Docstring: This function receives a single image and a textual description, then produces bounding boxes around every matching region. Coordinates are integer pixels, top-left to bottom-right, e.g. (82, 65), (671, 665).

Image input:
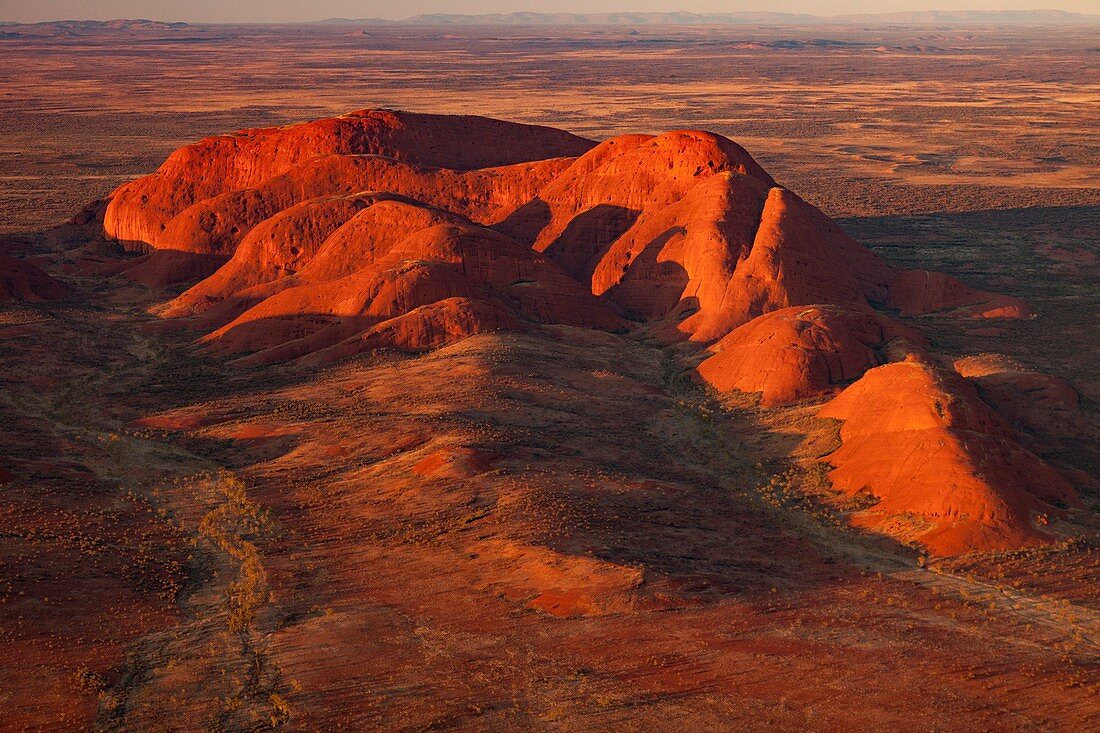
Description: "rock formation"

(104, 109), (593, 250)
(96, 109), (1075, 555)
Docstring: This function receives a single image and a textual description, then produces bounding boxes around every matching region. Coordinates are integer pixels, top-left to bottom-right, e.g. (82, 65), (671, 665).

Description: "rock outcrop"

(953, 353), (1093, 464)
(818, 358), (1078, 555)
(104, 109), (594, 251)
(697, 305), (920, 406)
(103, 109), (1033, 363)
(183, 197), (624, 365)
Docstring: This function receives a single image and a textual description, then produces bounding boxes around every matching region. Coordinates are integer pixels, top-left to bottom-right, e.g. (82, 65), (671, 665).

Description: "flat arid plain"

(1, 20), (1099, 731)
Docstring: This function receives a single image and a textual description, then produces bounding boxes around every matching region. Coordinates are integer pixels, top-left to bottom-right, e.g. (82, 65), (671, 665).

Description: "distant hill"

(834, 10), (1096, 24)
(0, 19), (187, 36)
(399, 12), (817, 26)
(315, 10), (1099, 26)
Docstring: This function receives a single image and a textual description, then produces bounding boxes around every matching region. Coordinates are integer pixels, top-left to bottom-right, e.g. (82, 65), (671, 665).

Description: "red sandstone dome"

(953, 353), (1091, 461)
(818, 357), (1078, 555)
(188, 196), (625, 366)
(104, 109), (594, 250)
(954, 353), (1079, 417)
(886, 270), (1032, 319)
(696, 305), (922, 406)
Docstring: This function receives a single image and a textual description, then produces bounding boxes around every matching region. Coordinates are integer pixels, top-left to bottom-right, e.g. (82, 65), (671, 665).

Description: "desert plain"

(0, 19), (1098, 732)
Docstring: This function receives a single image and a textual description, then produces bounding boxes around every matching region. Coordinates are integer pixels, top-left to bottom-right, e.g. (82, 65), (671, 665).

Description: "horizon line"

(4, 9), (1100, 27)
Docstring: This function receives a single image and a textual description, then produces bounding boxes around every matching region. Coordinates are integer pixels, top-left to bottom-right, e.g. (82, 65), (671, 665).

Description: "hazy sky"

(1, 1), (1096, 23)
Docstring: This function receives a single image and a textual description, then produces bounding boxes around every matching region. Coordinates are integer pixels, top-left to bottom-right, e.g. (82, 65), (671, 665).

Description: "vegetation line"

(199, 471), (272, 635)
(198, 471), (292, 729)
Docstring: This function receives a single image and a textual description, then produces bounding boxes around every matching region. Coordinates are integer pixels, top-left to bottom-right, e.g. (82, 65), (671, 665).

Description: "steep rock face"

(685, 187), (895, 342)
(818, 358), (1078, 555)
(0, 255), (69, 304)
(149, 155), (574, 261)
(697, 305), (920, 406)
(163, 193), (439, 320)
(115, 153), (580, 288)
(104, 109), (594, 251)
(588, 173), (771, 328)
(516, 131), (775, 271)
(954, 354), (1079, 416)
(502, 132), (785, 339)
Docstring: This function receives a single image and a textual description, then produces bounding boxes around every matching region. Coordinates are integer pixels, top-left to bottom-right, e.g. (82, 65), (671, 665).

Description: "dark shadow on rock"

(120, 249), (230, 289)
(543, 204), (639, 281)
(600, 226), (689, 322)
(492, 197), (551, 245)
